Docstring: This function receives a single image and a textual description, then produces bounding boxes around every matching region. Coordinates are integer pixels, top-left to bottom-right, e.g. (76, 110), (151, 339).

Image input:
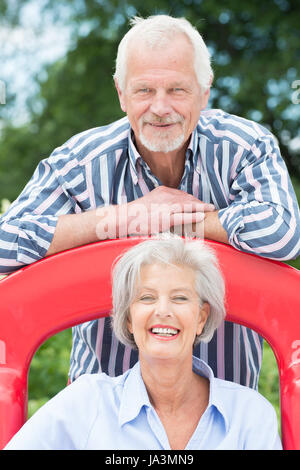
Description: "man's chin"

(139, 134), (185, 154)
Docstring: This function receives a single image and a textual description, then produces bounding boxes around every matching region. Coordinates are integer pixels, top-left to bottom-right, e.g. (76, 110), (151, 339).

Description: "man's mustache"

(141, 113), (184, 125)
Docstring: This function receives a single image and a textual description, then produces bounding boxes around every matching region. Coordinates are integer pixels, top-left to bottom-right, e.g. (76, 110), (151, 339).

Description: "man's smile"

(146, 122), (179, 128)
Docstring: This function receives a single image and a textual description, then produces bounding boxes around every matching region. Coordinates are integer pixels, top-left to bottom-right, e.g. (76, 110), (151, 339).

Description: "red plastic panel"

(0, 238), (299, 449)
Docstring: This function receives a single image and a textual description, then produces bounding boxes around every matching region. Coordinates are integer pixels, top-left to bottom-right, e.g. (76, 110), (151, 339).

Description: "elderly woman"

(5, 237), (281, 450)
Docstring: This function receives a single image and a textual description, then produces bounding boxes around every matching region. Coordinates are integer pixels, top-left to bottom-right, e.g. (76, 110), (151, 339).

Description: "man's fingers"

(181, 202), (215, 213)
(171, 211), (206, 226)
(144, 187), (215, 212)
(200, 202), (215, 212)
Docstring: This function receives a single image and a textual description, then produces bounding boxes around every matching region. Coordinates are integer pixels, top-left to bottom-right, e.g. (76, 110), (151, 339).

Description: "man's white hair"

(114, 15), (213, 93)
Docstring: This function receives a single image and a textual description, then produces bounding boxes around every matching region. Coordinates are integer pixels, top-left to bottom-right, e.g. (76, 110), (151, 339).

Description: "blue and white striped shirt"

(0, 109), (299, 388)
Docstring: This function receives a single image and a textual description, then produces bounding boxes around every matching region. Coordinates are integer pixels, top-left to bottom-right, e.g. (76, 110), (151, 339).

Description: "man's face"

(116, 34), (210, 154)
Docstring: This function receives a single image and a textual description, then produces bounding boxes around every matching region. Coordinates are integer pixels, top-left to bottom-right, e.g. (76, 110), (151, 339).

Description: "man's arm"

(216, 136), (300, 260)
(45, 209), (107, 257)
(0, 160), (60, 274)
(0, 153), (81, 274)
(45, 207), (228, 259)
(0, 172), (215, 273)
(186, 210), (229, 245)
(202, 210), (229, 244)
(46, 186), (216, 256)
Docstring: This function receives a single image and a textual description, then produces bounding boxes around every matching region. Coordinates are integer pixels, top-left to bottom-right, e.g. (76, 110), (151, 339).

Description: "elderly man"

(0, 15), (299, 389)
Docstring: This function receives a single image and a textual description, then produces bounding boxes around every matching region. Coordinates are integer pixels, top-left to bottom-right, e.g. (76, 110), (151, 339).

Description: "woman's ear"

(196, 302), (210, 336)
(127, 314), (133, 334)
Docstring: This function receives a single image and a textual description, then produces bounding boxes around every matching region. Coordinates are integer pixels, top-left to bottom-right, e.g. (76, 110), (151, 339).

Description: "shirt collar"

(192, 356), (230, 433)
(118, 361), (152, 427)
(128, 130), (141, 185)
(188, 125), (200, 169)
(127, 126), (200, 184)
(118, 355), (229, 432)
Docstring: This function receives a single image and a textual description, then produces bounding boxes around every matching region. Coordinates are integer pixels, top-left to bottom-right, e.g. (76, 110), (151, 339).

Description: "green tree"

(0, 0), (299, 201)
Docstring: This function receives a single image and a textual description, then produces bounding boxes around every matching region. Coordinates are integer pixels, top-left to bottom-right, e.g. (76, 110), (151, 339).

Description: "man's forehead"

(126, 32), (194, 63)
(125, 36), (196, 88)
(128, 77), (193, 90)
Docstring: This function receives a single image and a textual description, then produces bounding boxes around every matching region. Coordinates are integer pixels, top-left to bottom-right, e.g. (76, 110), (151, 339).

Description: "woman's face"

(127, 263), (209, 363)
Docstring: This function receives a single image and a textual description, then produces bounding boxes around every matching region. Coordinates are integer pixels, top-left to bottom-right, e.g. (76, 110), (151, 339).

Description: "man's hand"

(188, 210), (229, 245)
(46, 186), (227, 257)
(99, 186), (216, 238)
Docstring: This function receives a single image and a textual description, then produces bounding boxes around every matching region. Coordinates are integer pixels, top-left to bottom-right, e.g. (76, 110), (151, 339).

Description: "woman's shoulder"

(69, 369), (131, 395)
(213, 378), (281, 449)
(213, 377), (277, 421)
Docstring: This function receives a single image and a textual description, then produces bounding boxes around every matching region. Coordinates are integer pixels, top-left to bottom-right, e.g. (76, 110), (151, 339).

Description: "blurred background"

(1, 0), (299, 431)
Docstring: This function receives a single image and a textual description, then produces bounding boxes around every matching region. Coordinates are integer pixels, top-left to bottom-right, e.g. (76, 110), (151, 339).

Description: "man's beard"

(138, 113), (186, 153)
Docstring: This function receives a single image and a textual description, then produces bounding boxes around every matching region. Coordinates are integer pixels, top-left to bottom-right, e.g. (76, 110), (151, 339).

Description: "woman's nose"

(154, 298), (172, 317)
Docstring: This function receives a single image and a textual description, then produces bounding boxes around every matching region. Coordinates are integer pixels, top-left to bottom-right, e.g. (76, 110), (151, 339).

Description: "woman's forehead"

(137, 262), (196, 287)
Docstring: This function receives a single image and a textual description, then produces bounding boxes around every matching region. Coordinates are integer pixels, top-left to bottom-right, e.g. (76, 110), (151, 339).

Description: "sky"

(0, 0), (72, 125)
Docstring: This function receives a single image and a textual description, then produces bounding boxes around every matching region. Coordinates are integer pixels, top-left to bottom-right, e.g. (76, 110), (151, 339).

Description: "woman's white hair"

(114, 15), (213, 93)
(111, 235), (226, 349)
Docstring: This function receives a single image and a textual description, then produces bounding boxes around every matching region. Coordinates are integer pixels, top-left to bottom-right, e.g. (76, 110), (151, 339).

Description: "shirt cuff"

(218, 206), (244, 250)
(17, 215), (58, 264)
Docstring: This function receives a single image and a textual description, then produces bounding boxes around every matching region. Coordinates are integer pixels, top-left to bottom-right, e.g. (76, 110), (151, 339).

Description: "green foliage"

(259, 341), (280, 431)
(0, 198), (10, 215)
(0, 0), (300, 201)
(28, 329), (72, 417)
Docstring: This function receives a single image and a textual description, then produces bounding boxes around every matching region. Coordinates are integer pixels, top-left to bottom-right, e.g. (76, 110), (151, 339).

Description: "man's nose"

(149, 90), (172, 117)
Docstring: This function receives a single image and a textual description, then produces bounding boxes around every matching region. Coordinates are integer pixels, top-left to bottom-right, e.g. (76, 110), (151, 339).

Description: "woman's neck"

(139, 355), (208, 414)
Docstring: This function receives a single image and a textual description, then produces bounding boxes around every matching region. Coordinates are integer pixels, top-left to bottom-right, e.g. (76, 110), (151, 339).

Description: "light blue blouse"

(5, 357), (282, 450)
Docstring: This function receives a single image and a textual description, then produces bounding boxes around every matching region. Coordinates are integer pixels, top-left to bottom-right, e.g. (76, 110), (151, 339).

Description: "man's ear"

(200, 86), (211, 111)
(200, 74), (213, 111)
(114, 78), (127, 113)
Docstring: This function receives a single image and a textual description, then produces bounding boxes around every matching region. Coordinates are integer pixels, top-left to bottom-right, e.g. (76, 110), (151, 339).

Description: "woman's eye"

(173, 296), (188, 302)
(140, 295), (155, 301)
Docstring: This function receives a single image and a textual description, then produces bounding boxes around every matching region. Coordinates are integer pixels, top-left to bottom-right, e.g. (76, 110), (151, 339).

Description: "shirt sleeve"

(218, 135), (300, 261)
(0, 149), (83, 275)
(241, 394), (282, 450)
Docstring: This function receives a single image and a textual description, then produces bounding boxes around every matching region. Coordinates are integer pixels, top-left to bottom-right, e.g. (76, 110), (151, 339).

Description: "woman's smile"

(149, 324), (180, 340)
